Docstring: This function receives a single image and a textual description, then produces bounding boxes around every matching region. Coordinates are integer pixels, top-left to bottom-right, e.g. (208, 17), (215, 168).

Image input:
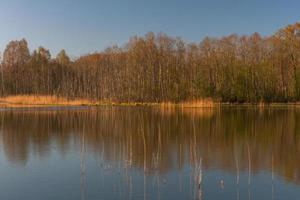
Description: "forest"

(1, 23), (300, 103)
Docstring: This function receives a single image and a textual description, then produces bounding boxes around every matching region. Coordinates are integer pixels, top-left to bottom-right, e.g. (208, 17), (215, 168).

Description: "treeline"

(1, 23), (300, 103)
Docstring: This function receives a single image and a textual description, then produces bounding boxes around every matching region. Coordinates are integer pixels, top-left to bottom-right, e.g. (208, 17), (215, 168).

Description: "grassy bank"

(0, 95), (100, 107)
(0, 95), (299, 108)
(0, 95), (216, 108)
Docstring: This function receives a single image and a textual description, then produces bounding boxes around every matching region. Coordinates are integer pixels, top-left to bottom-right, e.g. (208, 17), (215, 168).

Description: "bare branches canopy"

(1, 23), (300, 103)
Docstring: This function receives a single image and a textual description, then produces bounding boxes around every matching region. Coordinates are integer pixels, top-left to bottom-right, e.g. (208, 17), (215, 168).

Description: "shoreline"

(0, 95), (300, 108)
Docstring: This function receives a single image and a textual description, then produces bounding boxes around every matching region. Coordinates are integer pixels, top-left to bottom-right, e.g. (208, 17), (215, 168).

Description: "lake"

(0, 106), (299, 200)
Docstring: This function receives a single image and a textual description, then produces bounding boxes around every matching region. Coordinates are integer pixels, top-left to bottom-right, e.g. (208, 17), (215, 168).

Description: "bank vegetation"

(1, 23), (300, 105)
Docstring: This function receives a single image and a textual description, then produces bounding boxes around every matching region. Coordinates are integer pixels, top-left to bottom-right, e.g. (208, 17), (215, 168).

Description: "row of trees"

(1, 23), (300, 103)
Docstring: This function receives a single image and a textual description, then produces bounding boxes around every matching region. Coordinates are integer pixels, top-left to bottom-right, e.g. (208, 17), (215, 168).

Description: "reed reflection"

(0, 106), (300, 187)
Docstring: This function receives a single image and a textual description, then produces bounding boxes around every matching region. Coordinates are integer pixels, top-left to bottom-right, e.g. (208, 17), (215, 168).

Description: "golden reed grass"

(0, 95), (217, 108)
(0, 95), (96, 107)
(159, 98), (215, 108)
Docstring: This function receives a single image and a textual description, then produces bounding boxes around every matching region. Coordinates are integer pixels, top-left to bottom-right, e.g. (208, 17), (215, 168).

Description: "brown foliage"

(2, 23), (300, 103)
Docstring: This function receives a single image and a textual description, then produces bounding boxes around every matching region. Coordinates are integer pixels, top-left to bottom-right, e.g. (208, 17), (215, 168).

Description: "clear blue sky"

(0, 0), (299, 57)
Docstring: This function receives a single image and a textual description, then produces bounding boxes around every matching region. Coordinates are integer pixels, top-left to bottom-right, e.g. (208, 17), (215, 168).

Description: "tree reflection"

(0, 107), (300, 186)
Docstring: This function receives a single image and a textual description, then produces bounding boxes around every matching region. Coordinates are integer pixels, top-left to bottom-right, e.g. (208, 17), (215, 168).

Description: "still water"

(0, 106), (299, 200)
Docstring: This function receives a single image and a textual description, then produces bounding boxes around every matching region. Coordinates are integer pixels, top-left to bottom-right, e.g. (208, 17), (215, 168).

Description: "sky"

(0, 0), (299, 58)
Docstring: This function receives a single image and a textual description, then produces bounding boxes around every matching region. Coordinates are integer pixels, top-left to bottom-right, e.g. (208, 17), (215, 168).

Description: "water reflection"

(0, 107), (300, 199)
